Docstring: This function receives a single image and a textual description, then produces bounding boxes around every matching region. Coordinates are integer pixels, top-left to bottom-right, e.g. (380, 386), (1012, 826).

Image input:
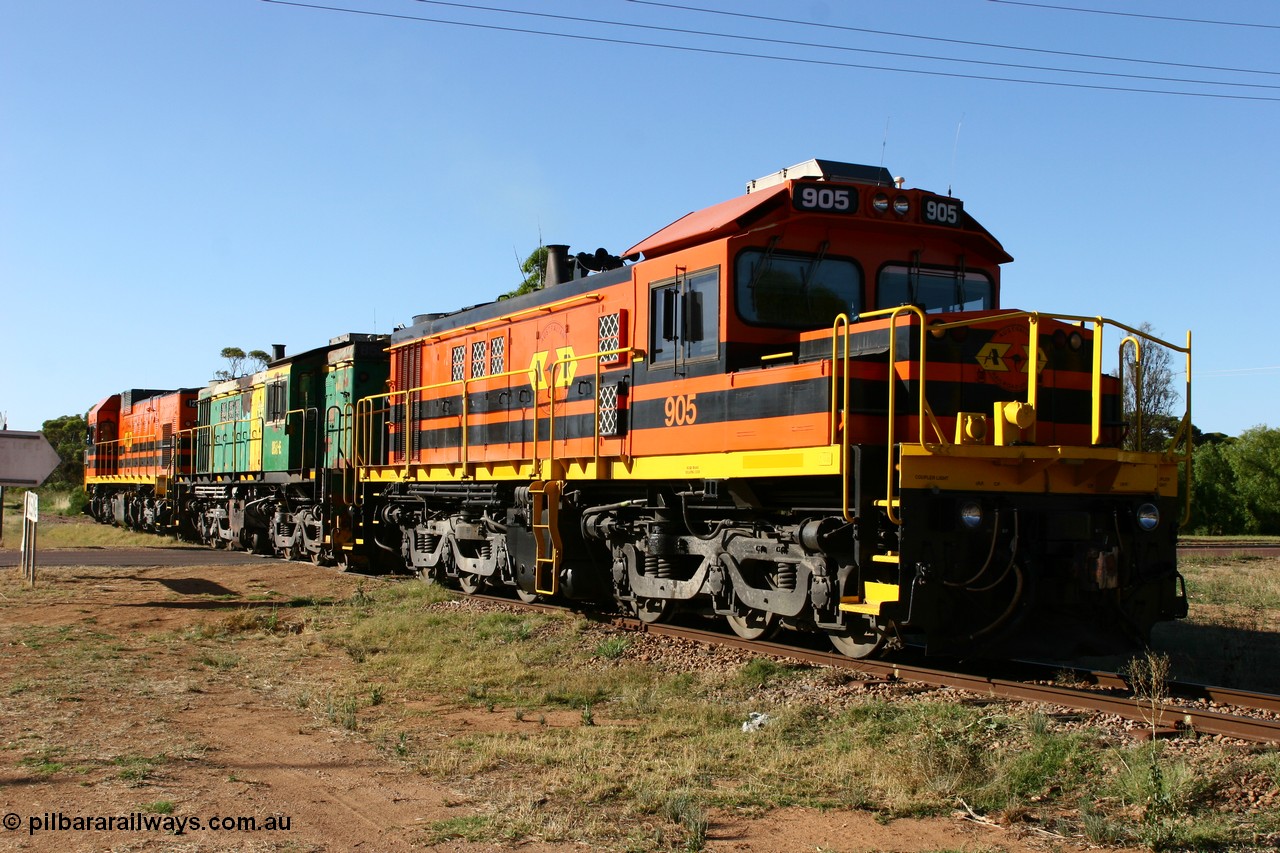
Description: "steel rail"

(464, 592), (1280, 742)
(990, 660), (1280, 716)
(1178, 541), (1280, 557)
(629, 620), (1280, 743)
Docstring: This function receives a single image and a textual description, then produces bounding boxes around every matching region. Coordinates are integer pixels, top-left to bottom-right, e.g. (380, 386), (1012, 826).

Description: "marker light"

(960, 501), (984, 529)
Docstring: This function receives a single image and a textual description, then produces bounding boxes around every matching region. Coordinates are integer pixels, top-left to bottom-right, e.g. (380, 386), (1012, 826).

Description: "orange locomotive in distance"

(85, 388), (198, 531)
(353, 157), (1191, 658)
(84, 158), (1192, 660)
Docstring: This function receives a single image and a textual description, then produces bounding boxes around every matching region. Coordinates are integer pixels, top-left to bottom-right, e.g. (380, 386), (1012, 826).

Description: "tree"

(214, 347), (271, 380)
(1186, 439), (1250, 534)
(1185, 425), (1280, 535)
(1228, 426), (1280, 534)
(39, 413), (88, 490)
(502, 246), (548, 299)
(1120, 322), (1181, 451)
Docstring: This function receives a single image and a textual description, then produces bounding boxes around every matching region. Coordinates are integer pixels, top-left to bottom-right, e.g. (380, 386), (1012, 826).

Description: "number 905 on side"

(663, 394), (698, 427)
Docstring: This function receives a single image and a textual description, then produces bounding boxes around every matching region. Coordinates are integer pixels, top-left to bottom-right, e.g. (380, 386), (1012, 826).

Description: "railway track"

(1178, 539), (1280, 557)
(472, 592), (1280, 745)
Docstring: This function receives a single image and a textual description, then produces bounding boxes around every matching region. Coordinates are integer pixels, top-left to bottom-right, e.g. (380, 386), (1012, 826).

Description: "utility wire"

(626, 0), (1280, 78)
(1194, 365), (1280, 377)
(987, 0), (1280, 31)
(258, 0), (1280, 102)
(410, 0), (1280, 91)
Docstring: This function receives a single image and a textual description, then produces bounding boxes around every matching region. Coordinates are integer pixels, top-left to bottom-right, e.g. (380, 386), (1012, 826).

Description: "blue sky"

(2, 0), (1277, 437)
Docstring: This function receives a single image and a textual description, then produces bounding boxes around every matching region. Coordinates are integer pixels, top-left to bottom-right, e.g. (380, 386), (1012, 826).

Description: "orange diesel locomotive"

(349, 159), (1191, 658)
(85, 388), (198, 531)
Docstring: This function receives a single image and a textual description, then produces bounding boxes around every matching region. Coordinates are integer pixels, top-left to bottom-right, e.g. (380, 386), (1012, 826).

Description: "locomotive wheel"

(282, 545), (298, 561)
(633, 596), (674, 624)
(515, 588), (540, 604)
(726, 608), (780, 641)
(828, 614), (887, 659)
(310, 548), (328, 567)
(457, 572), (486, 595)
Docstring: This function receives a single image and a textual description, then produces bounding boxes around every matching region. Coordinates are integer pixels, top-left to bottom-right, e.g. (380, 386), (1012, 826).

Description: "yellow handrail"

(542, 345), (637, 479)
(1119, 335), (1143, 451)
(831, 309), (1193, 527)
(830, 314), (852, 520)
(835, 305), (928, 525)
(353, 347), (634, 485)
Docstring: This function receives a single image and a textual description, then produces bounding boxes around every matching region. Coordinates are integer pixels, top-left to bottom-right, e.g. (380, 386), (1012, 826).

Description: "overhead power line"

(258, 0), (1280, 102)
(626, 0), (1280, 78)
(1194, 365), (1280, 378)
(407, 0), (1280, 91)
(987, 0), (1280, 31)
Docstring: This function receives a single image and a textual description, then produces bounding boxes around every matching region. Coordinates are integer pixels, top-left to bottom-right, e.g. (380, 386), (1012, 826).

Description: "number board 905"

(793, 182), (858, 214)
(922, 196), (964, 227)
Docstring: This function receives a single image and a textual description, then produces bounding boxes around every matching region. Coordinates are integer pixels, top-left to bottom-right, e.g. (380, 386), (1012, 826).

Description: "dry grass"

(1148, 553), (1280, 692)
(5, 521), (1280, 850)
(1179, 553), (1280, 612)
(1, 489), (174, 549)
(291, 580), (1280, 850)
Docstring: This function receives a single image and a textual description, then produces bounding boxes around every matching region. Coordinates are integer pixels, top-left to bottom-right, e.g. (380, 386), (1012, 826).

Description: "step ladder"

(530, 479), (563, 595)
(841, 498), (901, 615)
(840, 551), (901, 616)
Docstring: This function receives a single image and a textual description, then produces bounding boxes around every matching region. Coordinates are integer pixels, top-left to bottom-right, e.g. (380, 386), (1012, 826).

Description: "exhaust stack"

(544, 244), (571, 288)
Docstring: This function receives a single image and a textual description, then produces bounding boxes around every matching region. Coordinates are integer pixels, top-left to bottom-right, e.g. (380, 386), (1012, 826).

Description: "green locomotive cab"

(186, 335), (388, 560)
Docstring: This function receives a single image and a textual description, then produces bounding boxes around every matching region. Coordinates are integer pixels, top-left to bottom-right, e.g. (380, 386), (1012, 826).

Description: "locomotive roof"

(389, 266), (630, 346)
(628, 161), (1008, 262)
(625, 182), (790, 260)
(392, 158), (1010, 345)
(201, 334), (387, 397)
(627, 158), (898, 259)
(263, 333), (388, 368)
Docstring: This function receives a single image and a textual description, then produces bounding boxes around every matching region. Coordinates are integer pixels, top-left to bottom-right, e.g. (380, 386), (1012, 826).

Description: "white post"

(20, 491), (38, 587)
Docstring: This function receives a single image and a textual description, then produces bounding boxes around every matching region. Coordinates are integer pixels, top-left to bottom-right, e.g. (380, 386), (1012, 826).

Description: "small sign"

(25, 491), (39, 523)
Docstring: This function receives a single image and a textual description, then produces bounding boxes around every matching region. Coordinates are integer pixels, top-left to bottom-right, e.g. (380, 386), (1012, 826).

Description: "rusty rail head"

(611, 614), (1280, 744)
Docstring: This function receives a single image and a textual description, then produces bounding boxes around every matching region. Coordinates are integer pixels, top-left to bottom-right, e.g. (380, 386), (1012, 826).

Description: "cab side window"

(649, 267), (720, 368)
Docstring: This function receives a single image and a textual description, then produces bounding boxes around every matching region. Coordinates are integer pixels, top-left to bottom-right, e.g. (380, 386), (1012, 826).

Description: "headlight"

(1136, 503), (1160, 532)
(872, 193), (889, 213)
(893, 196), (910, 216)
(960, 501), (983, 529)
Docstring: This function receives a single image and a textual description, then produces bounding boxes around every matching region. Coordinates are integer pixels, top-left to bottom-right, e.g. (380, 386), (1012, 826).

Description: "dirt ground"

(0, 552), (1128, 853)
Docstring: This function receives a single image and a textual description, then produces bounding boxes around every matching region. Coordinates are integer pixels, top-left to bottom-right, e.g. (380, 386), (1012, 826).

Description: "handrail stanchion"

(1091, 318), (1105, 446)
(1026, 313), (1040, 443)
(1181, 330), (1194, 526)
(1119, 335), (1143, 451)
(830, 314), (852, 521)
